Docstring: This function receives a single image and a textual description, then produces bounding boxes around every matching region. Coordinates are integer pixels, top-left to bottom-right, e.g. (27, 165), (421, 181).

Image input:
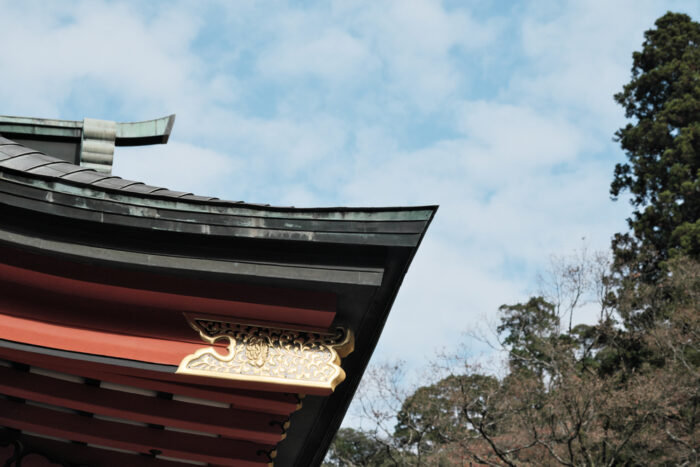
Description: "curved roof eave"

(0, 136), (437, 247)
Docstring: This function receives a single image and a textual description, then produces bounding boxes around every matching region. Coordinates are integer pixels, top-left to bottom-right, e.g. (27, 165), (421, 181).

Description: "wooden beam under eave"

(0, 365), (289, 445)
(0, 351), (302, 416)
(0, 260), (337, 333)
(2, 429), (198, 467)
(0, 313), (199, 366)
(0, 398), (274, 467)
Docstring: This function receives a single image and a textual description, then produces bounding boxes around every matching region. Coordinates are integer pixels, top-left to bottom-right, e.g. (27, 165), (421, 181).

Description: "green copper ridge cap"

(0, 114), (175, 146)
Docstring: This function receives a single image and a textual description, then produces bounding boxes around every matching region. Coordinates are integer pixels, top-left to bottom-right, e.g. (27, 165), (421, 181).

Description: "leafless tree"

(330, 257), (699, 467)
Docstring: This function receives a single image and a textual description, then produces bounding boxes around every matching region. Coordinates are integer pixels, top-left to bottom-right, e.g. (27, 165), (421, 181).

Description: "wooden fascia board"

(0, 225), (385, 286)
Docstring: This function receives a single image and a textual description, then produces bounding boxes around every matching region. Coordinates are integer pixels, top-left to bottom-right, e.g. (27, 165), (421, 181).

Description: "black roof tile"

(59, 170), (111, 184)
(28, 162), (86, 177)
(151, 189), (192, 198)
(90, 178), (140, 190)
(0, 144), (41, 159)
(179, 194), (218, 201)
(0, 137), (437, 229)
(121, 184), (167, 194)
(0, 153), (62, 171)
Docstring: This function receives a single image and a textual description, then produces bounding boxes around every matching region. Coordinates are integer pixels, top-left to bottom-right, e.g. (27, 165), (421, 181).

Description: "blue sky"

(2, 1), (699, 380)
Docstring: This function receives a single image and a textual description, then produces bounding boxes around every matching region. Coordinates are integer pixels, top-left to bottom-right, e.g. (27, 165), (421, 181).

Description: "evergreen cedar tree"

(611, 12), (700, 278)
(610, 12), (700, 332)
(324, 12), (700, 467)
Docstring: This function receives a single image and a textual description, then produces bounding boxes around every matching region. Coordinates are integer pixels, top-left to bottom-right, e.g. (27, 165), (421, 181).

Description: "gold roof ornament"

(177, 315), (354, 392)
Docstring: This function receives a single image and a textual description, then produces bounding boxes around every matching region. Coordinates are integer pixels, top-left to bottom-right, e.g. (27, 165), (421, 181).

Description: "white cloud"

(457, 101), (589, 168)
(257, 27), (377, 81)
(351, 0), (500, 110)
(509, 0), (697, 134)
(249, 0), (501, 112)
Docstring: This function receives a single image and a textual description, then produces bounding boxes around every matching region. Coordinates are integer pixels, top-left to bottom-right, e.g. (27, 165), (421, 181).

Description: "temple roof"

(0, 131), (437, 466)
(0, 136), (434, 246)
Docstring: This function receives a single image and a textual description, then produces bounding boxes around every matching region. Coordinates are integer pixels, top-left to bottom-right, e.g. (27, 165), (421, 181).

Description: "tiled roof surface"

(0, 135), (226, 202)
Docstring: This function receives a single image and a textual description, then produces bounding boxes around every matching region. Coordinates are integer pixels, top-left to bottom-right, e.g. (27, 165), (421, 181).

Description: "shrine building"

(0, 114), (436, 466)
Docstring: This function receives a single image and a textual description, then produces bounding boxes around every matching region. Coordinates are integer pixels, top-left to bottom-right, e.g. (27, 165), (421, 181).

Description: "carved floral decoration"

(177, 316), (354, 392)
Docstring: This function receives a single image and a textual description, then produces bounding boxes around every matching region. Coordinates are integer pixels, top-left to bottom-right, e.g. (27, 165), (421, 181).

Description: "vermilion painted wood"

(100, 372), (302, 415)
(0, 330), (331, 395)
(0, 281), (330, 345)
(0, 282), (202, 344)
(0, 243), (337, 314)
(0, 348), (301, 415)
(0, 366), (288, 445)
(0, 313), (198, 365)
(0, 398), (274, 466)
(0, 258), (335, 329)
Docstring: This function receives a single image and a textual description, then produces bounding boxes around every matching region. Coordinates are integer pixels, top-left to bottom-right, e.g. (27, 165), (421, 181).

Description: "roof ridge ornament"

(80, 118), (116, 173)
(0, 114), (175, 171)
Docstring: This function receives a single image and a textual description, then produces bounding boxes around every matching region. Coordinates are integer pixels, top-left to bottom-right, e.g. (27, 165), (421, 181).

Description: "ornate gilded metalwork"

(177, 315), (354, 391)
